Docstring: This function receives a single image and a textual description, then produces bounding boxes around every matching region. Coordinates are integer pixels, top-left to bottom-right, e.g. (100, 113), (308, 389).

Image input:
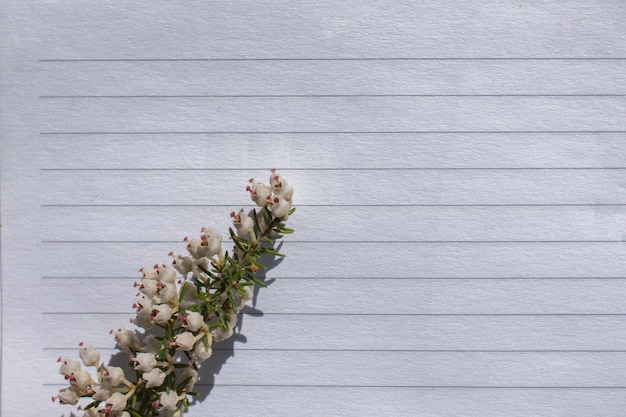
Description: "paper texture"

(1, 1), (625, 416)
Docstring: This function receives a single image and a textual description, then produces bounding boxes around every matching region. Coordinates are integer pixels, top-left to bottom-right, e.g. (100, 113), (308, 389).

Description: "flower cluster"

(54, 171), (294, 417)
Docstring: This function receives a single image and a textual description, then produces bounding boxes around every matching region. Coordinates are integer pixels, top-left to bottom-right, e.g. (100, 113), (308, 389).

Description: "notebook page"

(2, 1), (626, 416)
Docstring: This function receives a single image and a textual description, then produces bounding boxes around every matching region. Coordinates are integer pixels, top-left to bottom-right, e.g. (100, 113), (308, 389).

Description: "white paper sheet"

(2, 1), (626, 416)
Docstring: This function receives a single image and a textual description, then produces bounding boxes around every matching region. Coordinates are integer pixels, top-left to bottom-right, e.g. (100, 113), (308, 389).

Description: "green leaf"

(129, 410), (143, 417)
(84, 400), (100, 410)
(248, 256), (266, 269)
(196, 263), (211, 276)
(251, 208), (261, 234)
(251, 275), (268, 288)
(177, 375), (194, 390)
(261, 247), (285, 257)
(178, 281), (189, 302)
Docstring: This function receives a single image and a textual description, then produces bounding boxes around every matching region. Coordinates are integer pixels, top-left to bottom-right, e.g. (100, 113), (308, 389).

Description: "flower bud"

(79, 343), (100, 367)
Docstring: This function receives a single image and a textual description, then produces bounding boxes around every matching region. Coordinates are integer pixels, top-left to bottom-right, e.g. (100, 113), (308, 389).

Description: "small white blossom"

(101, 366), (126, 386)
(231, 210), (254, 236)
(132, 352), (157, 372)
(91, 381), (113, 401)
(157, 390), (183, 411)
(137, 277), (158, 297)
(79, 343), (100, 367)
(270, 170), (293, 201)
(185, 237), (203, 258)
(182, 311), (204, 332)
(199, 227), (222, 258)
(170, 251), (193, 275)
(112, 328), (140, 353)
(247, 179), (272, 206)
(191, 336), (213, 363)
(173, 331), (197, 351)
(269, 195), (292, 219)
(54, 387), (79, 405)
(236, 284), (254, 308)
(151, 304), (174, 324)
(106, 391), (128, 411)
(143, 367), (167, 388)
(68, 370), (93, 390)
(141, 266), (160, 279)
(155, 282), (178, 304)
(157, 265), (177, 283)
(212, 311), (238, 343)
(58, 357), (81, 376)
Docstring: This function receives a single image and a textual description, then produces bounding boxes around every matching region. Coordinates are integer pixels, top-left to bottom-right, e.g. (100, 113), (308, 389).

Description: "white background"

(2, 1), (626, 416)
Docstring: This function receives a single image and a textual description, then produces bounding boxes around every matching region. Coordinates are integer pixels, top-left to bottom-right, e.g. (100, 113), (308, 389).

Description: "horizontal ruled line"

(40, 276), (626, 281)
(39, 240), (625, 244)
(39, 167), (626, 172)
(39, 130), (626, 135)
(41, 312), (626, 317)
(39, 94), (626, 99)
(38, 57), (626, 62)
(40, 382), (626, 389)
(40, 203), (626, 208)
(194, 384), (626, 389)
(42, 347), (626, 353)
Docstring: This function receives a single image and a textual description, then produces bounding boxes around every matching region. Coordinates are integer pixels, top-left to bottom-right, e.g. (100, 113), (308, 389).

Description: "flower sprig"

(53, 170), (294, 417)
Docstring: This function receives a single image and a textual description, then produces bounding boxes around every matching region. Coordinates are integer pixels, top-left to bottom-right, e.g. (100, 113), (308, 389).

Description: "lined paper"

(1, 1), (626, 416)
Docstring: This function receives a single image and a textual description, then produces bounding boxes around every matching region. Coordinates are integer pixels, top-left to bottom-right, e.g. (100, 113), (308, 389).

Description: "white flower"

(79, 343), (100, 367)
(231, 210), (254, 236)
(101, 366), (126, 386)
(151, 304), (173, 324)
(246, 179), (272, 206)
(270, 170), (293, 201)
(136, 277), (158, 297)
(143, 367), (167, 388)
(237, 284), (254, 306)
(54, 387), (79, 405)
(132, 352), (157, 372)
(68, 370), (93, 390)
(185, 237), (203, 258)
(158, 265), (177, 283)
(58, 357), (81, 376)
(191, 336), (213, 363)
(155, 282), (178, 304)
(182, 311), (204, 332)
(111, 328), (140, 353)
(199, 227), (222, 258)
(134, 296), (153, 314)
(212, 311), (238, 342)
(140, 266), (159, 279)
(173, 331), (197, 351)
(269, 195), (292, 219)
(92, 381), (112, 401)
(106, 391), (128, 411)
(157, 390), (183, 411)
(170, 251), (193, 275)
